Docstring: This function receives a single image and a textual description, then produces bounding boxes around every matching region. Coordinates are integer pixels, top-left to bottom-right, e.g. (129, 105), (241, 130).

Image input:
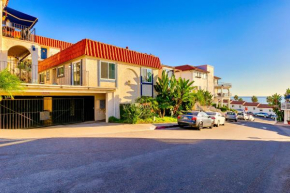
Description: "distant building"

(160, 64), (232, 108)
(230, 101), (274, 114)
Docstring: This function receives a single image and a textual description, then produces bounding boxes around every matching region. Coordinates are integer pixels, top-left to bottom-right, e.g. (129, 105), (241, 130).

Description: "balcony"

(215, 93), (232, 98)
(215, 82), (232, 88)
(2, 22), (36, 42)
(281, 102), (290, 110)
(0, 61), (34, 83)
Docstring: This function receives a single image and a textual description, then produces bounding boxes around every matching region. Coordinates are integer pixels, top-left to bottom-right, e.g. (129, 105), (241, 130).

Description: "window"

(269, 109), (272, 112)
(141, 68), (152, 83)
(100, 100), (106, 109)
(39, 73), (45, 84)
(232, 105), (234, 108)
(196, 72), (201, 78)
(46, 70), (50, 81)
(73, 61), (81, 85)
(253, 107), (255, 110)
(57, 66), (65, 78)
(101, 62), (116, 79)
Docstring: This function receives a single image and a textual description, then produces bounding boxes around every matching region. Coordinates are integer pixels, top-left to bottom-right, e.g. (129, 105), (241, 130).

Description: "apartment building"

(0, 1), (161, 129)
(161, 64), (232, 108)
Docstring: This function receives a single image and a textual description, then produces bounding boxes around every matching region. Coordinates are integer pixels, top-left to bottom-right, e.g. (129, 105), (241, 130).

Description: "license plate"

(183, 117), (188, 120)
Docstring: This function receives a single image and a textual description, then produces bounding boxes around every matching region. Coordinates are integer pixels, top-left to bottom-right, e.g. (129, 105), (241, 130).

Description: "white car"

(237, 112), (249, 120)
(248, 115), (255, 121)
(206, 112), (226, 127)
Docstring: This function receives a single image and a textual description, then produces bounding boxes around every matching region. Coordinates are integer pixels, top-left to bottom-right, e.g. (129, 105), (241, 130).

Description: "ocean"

(231, 96), (268, 104)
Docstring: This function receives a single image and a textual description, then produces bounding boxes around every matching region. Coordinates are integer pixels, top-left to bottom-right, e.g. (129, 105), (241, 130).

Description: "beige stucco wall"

(39, 56), (159, 119)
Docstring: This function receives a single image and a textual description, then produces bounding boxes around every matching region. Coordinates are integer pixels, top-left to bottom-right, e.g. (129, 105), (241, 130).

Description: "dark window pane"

(109, 63), (115, 79)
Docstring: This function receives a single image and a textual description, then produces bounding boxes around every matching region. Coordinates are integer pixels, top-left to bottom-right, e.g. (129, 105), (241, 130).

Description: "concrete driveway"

(1, 119), (290, 192)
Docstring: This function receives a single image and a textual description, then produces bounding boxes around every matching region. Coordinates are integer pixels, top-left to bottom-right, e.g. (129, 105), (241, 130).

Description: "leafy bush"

(108, 116), (123, 123)
(136, 116), (177, 124)
(122, 103), (147, 124)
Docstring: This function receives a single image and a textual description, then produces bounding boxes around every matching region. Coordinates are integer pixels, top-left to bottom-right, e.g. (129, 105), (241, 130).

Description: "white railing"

(215, 82), (232, 87)
(215, 93), (232, 97)
(281, 102), (290, 110)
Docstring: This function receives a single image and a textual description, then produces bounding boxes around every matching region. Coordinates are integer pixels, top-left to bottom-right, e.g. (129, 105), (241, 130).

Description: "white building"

(231, 101), (274, 114)
(162, 64), (232, 108)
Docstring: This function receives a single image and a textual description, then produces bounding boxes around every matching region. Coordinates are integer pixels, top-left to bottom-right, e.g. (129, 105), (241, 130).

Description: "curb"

(155, 125), (179, 130)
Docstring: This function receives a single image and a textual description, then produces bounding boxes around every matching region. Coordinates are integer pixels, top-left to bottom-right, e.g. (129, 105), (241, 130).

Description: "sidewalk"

(0, 122), (156, 139)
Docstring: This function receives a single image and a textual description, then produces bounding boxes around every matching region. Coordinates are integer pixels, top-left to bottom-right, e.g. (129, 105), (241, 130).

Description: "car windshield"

(185, 112), (199, 116)
(206, 112), (216, 115)
(238, 113), (243, 115)
(227, 112), (235, 115)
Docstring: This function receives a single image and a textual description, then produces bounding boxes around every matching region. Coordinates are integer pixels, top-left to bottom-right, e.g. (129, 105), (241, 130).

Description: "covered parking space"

(0, 84), (116, 129)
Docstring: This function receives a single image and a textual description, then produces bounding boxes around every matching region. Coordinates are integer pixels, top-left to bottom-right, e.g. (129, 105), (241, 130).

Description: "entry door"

(41, 48), (48, 59)
(95, 100), (106, 121)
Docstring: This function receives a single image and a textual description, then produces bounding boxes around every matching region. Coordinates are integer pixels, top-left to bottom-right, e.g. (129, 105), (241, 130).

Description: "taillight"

(211, 117), (216, 119)
(191, 117), (197, 121)
(178, 116), (181, 119)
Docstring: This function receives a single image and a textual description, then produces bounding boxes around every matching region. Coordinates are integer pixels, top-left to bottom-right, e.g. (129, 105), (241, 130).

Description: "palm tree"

(233, 95), (239, 101)
(285, 88), (290, 102)
(172, 77), (195, 114)
(251, 96), (258, 103)
(238, 98), (244, 102)
(0, 69), (23, 100)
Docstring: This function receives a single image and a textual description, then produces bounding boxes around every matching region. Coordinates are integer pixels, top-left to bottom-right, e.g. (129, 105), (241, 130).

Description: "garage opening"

(0, 96), (95, 129)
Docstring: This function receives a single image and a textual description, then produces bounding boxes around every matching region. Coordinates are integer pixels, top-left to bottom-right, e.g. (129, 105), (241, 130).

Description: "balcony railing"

(2, 22), (36, 42)
(215, 82), (232, 88)
(281, 102), (290, 110)
(215, 93), (232, 97)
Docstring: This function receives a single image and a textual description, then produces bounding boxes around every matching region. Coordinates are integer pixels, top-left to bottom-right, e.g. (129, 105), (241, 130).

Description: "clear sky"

(9, 0), (290, 96)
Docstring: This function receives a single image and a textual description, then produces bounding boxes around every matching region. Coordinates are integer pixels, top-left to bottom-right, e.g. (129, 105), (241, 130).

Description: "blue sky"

(9, 0), (290, 96)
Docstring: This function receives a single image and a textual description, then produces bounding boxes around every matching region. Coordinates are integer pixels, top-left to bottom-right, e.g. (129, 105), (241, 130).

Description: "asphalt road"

(1, 119), (290, 193)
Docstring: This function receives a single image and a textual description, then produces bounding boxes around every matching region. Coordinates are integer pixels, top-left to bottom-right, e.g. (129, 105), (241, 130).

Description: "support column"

(106, 92), (115, 123)
(31, 47), (38, 83)
(284, 110), (288, 124)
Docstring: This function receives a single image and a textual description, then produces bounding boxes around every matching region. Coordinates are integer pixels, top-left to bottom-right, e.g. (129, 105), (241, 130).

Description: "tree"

(267, 93), (283, 121)
(0, 69), (23, 100)
(172, 77), (195, 114)
(154, 70), (195, 117)
(285, 88), (290, 102)
(233, 95), (239, 101)
(154, 71), (175, 117)
(251, 96), (258, 103)
(238, 98), (244, 102)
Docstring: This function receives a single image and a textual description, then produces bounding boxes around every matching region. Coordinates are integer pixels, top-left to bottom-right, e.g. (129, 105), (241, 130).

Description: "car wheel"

(198, 122), (203, 130)
(225, 118), (228, 121)
(235, 119), (238, 122)
(179, 125), (184, 128)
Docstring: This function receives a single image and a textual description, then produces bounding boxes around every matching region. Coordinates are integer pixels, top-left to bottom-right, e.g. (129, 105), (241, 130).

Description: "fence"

(0, 98), (85, 129)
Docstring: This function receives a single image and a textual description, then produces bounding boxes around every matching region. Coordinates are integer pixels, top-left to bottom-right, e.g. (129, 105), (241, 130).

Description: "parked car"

(255, 112), (269, 118)
(237, 112), (249, 120)
(247, 112), (254, 116)
(177, 111), (214, 130)
(206, 112), (226, 127)
(269, 114), (277, 120)
(225, 112), (238, 122)
(248, 115), (255, 121)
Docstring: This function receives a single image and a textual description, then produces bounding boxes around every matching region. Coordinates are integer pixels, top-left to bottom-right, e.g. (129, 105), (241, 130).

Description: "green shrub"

(108, 116), (122, 123)
(122, 104), (144, 124)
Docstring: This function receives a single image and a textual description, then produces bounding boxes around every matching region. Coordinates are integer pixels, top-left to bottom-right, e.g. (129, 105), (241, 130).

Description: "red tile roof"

(214, 76), (221, 80)
(258, 104), (273, 108)
(39, 39), (162, 72)
(35, 35), (73, 50)
(230, 101), (246, 105)
(175, 65), (208, 73)
(244, 102), (259, 107)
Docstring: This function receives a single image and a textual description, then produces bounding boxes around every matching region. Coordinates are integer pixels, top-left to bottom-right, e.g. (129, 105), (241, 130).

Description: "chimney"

(126, 46), (129, 49)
